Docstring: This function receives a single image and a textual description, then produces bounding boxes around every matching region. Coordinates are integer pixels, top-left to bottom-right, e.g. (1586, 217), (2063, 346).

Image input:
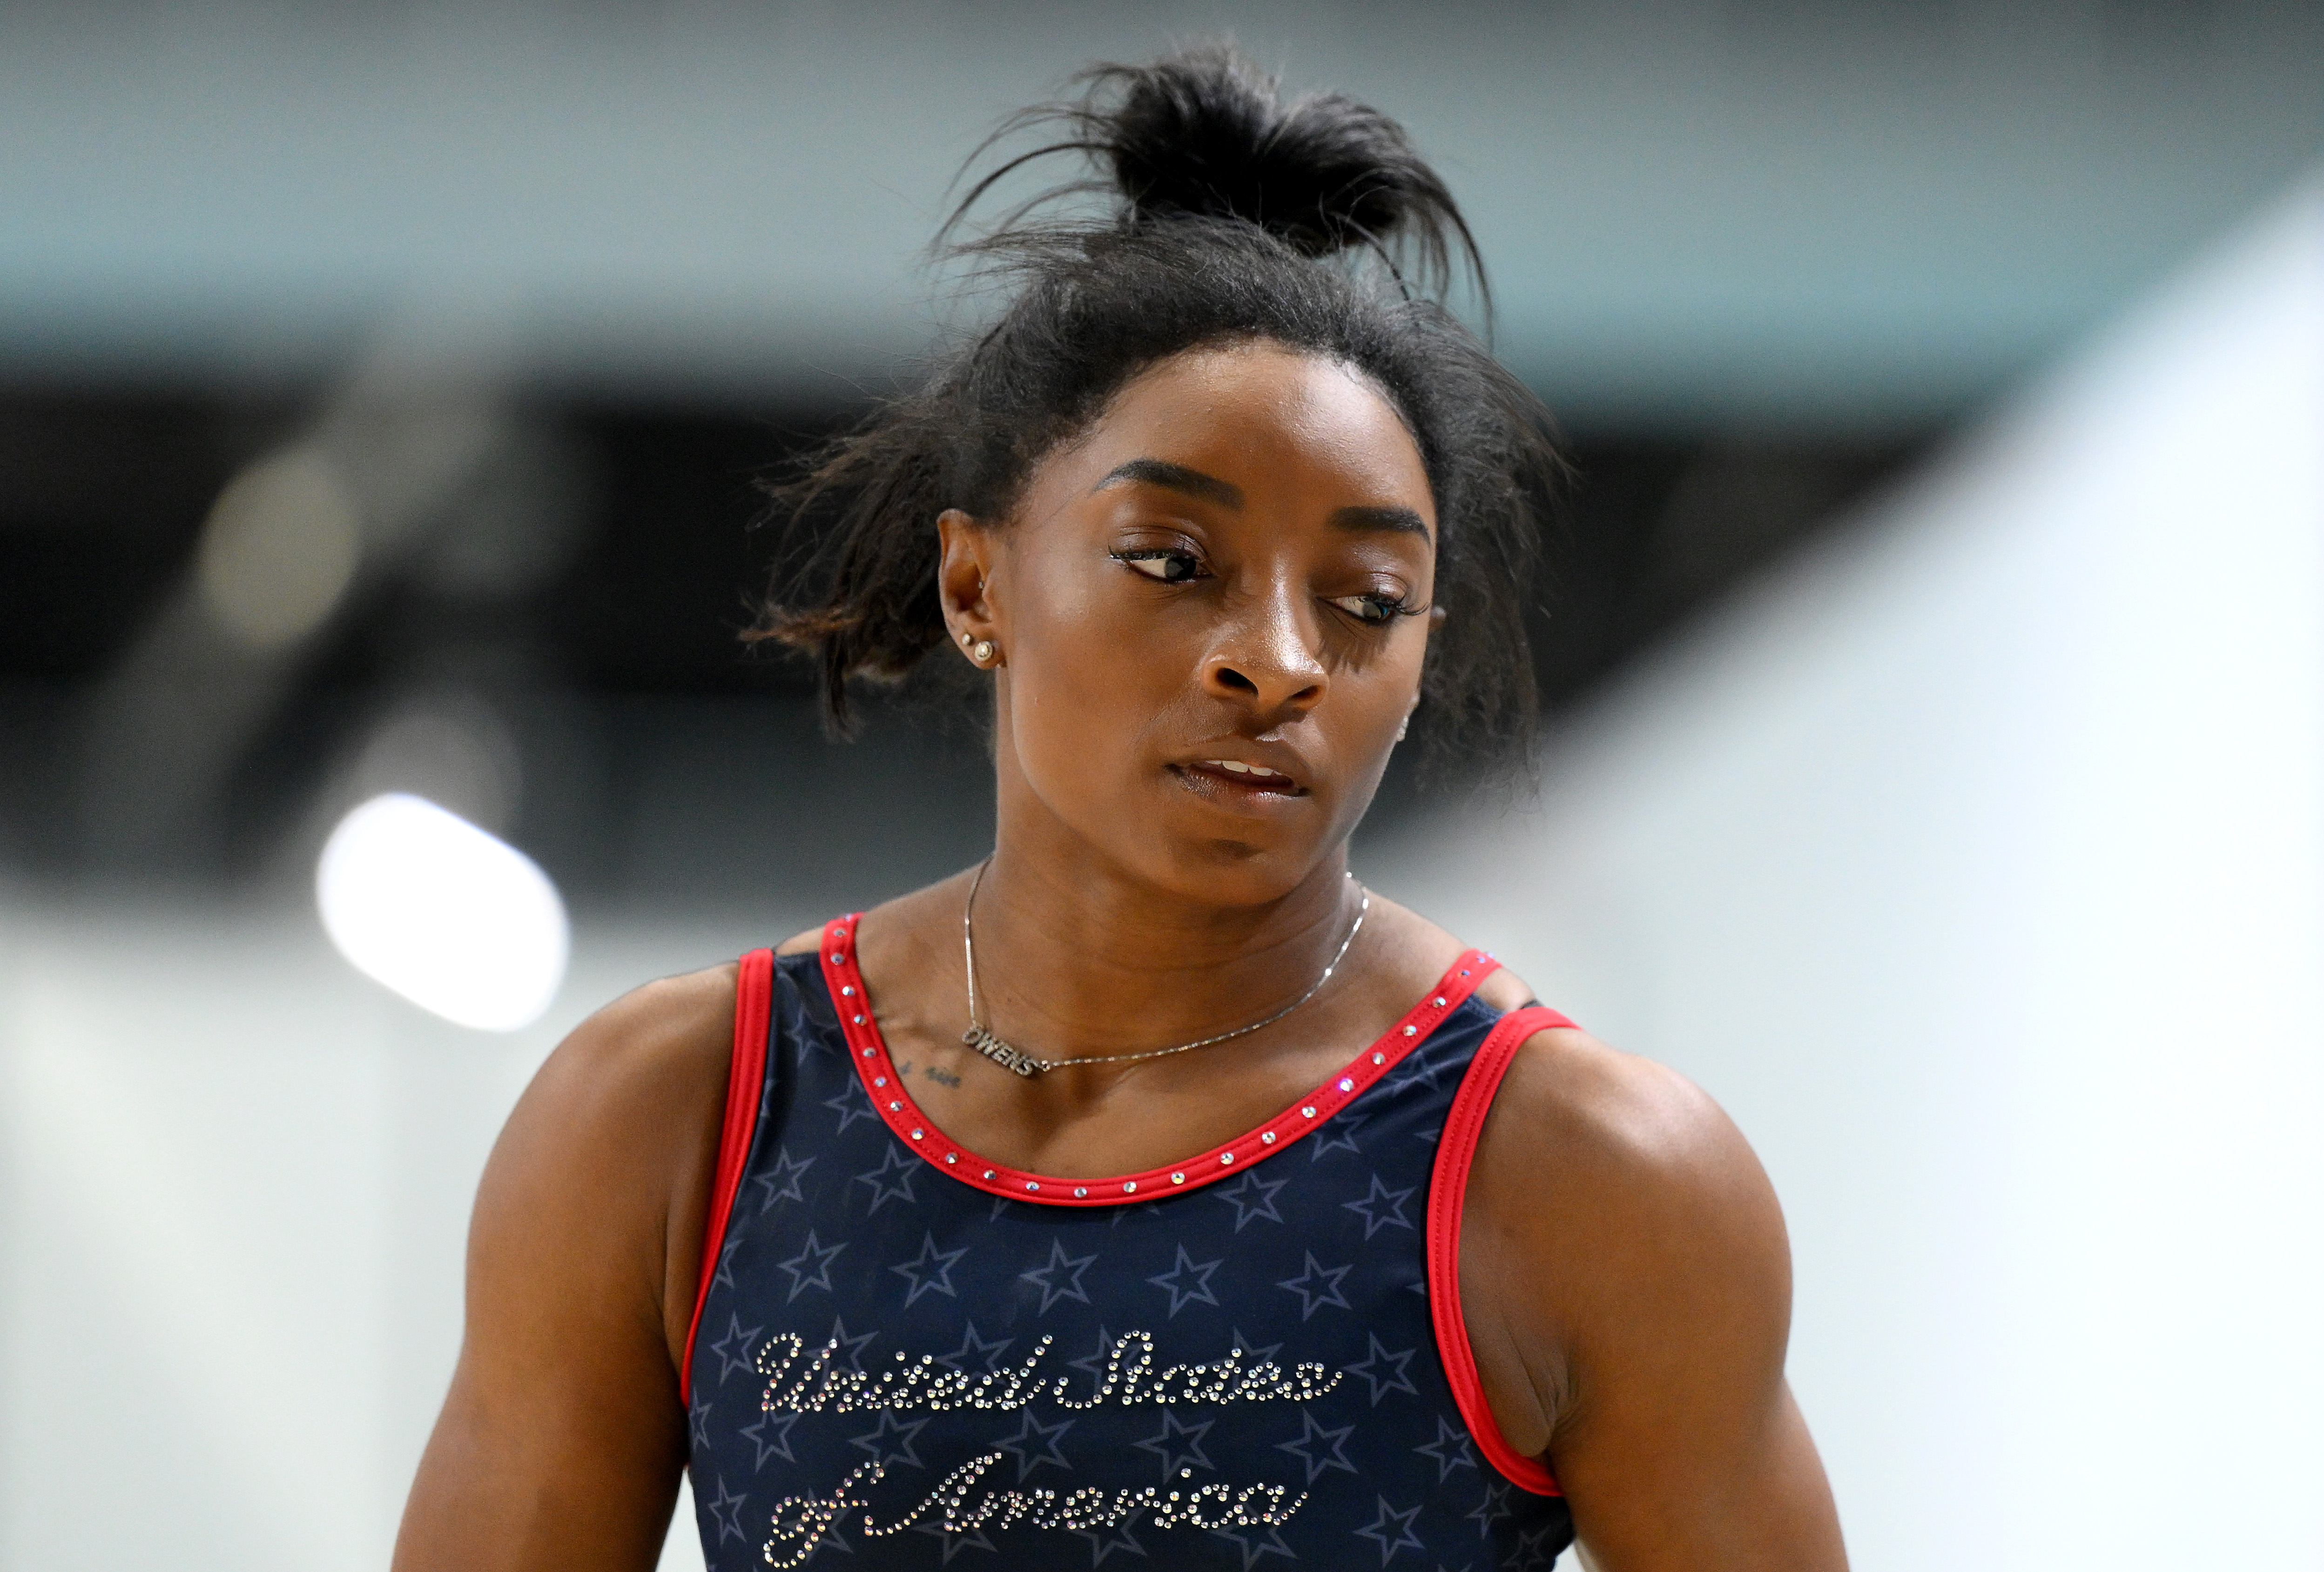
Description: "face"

(939, 341), (1438, 907)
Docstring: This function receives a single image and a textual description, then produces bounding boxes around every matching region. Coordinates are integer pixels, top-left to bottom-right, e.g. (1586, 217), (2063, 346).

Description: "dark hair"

(754, 43), (1562, 774)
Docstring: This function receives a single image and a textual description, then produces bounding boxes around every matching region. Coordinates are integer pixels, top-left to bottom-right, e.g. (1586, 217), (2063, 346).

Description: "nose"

(1203, 581), (1327, 717)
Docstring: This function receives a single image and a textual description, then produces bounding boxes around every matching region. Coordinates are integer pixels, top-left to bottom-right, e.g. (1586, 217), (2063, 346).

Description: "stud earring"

(959, 631), (974, 649)
(1395, 716), (1409, 742)
(972, 640), (997, 665)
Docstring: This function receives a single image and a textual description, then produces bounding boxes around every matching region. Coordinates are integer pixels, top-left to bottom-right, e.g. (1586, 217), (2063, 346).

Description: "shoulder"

(1459, 1017), (1791, 1441)
(1475, 1022), (1787, 1288)
(511, 962), (740, 1143)
(478, 961), (743, 1358)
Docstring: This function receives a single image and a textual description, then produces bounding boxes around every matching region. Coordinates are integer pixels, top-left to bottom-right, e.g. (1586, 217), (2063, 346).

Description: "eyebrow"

(1093, 457), (1431, 541)
(1093, 458), (1244, 509)
(1328, 504), (1431, 539)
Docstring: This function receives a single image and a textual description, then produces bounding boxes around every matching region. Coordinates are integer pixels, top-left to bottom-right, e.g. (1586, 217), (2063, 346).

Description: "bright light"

(316, 793), (568, 1031)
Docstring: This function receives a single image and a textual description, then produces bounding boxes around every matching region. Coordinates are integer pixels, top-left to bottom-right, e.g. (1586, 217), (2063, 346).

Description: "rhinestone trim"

(823, 927), (1500, 1206)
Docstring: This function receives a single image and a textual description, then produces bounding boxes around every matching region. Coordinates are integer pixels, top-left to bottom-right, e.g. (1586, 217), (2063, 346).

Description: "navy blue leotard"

(683, 916), (1576, 1569)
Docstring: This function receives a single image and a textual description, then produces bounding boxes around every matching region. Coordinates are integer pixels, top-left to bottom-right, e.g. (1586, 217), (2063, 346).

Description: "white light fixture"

(316, 793), (569, 1031)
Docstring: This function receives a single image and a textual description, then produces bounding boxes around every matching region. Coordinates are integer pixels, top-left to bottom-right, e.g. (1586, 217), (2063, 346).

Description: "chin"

(1141, 813), (1334, 907)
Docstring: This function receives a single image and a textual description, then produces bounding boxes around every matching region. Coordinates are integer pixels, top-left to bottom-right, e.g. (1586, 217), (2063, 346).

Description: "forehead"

(1035, 342), (1435, 527)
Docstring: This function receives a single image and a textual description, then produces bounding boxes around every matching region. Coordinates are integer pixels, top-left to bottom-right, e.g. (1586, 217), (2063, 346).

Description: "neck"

(963, 832), (1362, 1062)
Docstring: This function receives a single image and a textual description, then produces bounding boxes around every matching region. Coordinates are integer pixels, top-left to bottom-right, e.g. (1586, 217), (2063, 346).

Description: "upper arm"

(1461, 1031), (1847, 1571)
(391, 966), (737, 1572)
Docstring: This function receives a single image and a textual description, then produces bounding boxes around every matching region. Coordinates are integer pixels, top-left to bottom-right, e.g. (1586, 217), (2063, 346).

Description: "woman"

(395, 46), (1846, 1572)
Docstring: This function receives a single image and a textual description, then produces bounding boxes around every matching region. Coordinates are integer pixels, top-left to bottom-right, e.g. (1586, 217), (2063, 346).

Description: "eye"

(1111, 548), (1206, 584)
(1328, 591), (1415, 626)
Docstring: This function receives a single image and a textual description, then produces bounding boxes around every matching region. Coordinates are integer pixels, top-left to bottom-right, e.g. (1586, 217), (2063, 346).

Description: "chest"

(685, 953), (1573, 1570)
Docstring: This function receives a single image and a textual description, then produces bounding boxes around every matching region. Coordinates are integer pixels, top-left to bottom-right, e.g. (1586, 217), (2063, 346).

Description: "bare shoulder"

(511, 962), (739, 1143)
(480, 961), (742, 1361)
(1476, 1024), (1787, 1287)
(1458, 1017), (1792, 1452)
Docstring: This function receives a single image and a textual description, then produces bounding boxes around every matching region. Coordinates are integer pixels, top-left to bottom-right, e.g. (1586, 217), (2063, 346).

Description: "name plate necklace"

(959, 858), (1368, 1078)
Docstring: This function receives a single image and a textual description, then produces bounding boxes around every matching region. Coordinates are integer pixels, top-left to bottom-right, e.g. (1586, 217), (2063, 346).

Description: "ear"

(937, 509), (1002, 659)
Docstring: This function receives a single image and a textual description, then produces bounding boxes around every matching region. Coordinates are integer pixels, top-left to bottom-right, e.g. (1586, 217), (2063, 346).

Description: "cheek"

(1004, 560), (1188, 744)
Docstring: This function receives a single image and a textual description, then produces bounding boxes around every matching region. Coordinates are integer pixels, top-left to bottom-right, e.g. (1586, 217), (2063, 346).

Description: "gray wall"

(5, 0), (2321, 426)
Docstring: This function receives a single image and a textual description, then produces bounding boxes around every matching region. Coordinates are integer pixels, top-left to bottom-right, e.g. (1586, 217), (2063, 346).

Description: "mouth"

(1172, 758), (1308, 800)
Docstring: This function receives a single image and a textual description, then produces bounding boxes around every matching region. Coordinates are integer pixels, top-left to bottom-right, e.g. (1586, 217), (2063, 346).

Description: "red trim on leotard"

(680, 946), (775, 1404)
(1427, 1002), (1579, 1496)
(817, 914), (1500, 1206)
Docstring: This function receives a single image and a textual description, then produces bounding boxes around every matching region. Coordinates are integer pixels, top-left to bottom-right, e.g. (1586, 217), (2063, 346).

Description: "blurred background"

(2, 3), (2320, 1569)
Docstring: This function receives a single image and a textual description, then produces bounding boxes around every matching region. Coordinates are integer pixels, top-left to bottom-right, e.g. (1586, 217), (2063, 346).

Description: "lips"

(1199, 758), (1300, 788)
(1172, 755), (1307, 799)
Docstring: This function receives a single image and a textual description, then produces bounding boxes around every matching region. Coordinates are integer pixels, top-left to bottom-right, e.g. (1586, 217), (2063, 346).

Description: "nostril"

(1215, 665), (1259, 694)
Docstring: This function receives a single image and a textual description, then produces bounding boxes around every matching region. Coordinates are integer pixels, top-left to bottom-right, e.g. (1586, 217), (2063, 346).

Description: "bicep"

(393, 976), (731, 1572)
(1467, 1038), (1847, 1571)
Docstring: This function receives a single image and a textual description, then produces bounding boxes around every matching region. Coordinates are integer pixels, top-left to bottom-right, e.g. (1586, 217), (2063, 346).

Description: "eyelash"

(1110, 548), (1421, 626)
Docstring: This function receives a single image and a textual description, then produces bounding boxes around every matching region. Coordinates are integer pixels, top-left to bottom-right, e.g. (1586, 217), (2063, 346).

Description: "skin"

(394, 342), (1847, 1571)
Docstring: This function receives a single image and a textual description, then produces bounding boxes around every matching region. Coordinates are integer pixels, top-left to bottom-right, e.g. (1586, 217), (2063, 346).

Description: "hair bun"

(954, 43), (1480, 299)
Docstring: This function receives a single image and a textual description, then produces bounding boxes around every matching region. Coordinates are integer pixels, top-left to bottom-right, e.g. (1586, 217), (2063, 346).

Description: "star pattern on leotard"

(1414, 1414), (1479, 1482)
(1509, 1523), (1562, 1569)
(1467, 1478), (1514, 1541)
(1273, 1408), (1358, 1484)
(1229, 1326), (1284, 1366)
(1018, 1238), (1097, 1313)
(1069, 1518), (1146, 1565)
(687, 1394), (714, 1451)
(1064, 1324), (1119, 1388)
(737, 1410), (799, 1469)
(1133, 1408), (1215, 1479)
(847, 1409), (931, 1471)
(851, 1142), (921, 1215)
(704, 1474), (750, 1546)
(822, 1081), (878, 1134)
(1355, 1495), (1427, 1565)
(1275, 1251), (1353, 1319)
(751, 1147), (816, 1211)
(997, 1405), (1076, 1480)
(1146, 1244), (1224, 1317)
(775, 1229), (846, 1302)
(705, 1312), (763, 1384)
(1209, 1523), (1299, 1570)
(1341, 1173), (1418, 1238)
(1211, 1168), (1289, 1230)
(912, 1519), (999, 1563)
(1307, 1111), (1366, 1163)
(888, 1231), (968, 1306)
(945, 1319), (1014, 1370)
(822, 1315), (880, 1368)
(1345, 1332), (1420, 1405)
(712, 1229), (746, 1291)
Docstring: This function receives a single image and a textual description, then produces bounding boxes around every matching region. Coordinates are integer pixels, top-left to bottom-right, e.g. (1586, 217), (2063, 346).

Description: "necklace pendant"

(963, 1025), (1042, 1077)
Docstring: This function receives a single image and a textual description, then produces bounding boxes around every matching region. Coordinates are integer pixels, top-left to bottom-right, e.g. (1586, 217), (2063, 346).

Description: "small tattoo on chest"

(923, 1065), (962, 1088)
